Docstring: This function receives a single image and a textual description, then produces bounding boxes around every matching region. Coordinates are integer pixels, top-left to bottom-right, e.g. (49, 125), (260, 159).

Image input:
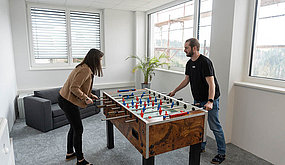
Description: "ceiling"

(26, 0), (177, 11)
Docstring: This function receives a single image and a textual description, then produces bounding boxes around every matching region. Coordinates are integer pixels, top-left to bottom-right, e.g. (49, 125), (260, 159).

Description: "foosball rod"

(94, 98), (109, 101)
(108, 110), (125, 114)
(128, 102), (175, 111)
(110, 89), (147, 97)
(95, 98), (184, 110)
(111, 89), (166, 98)
(125, 119), (136, 123)
(112, 91), (170, 99)
(101, 115), (130, 121)
(115, 94), (183, 103)
(118, 97), (172, 105)
(143, 111), (191, 120)
(141, 105), (187, 114)
(126, 99), (187, 110)
(113, 93), (152, 99)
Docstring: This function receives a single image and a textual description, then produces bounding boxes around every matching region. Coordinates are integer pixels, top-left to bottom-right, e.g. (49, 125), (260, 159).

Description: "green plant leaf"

(126, 53), (170, 83)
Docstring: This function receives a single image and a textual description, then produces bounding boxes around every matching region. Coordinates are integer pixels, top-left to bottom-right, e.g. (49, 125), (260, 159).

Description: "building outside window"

(250, 0), (285, 81)
(27, 4), (102, 68)
(148, 0), (213, 72)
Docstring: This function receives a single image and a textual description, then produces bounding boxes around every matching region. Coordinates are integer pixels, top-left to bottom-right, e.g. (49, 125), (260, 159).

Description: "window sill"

(154, 68), (185, 75)
(29, 66), (107, 71)
(234, 81), (285, 94)
(29, 66), (75, 71)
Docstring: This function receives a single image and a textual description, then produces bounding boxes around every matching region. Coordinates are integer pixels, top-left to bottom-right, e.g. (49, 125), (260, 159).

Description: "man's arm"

(168, 75), (190, 97)
(204, 76), (215, 110)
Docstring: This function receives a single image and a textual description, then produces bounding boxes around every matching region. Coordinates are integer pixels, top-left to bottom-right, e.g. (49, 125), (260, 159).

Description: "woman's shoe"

(76, 159), (93, 165)
(65, 152), (76, 161)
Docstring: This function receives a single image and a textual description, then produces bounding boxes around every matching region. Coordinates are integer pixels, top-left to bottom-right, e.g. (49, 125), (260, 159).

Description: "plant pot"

(141, 83), (151, 89)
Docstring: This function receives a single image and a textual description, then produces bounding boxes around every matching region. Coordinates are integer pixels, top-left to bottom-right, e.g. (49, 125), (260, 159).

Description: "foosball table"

(98, 88), (208, 165)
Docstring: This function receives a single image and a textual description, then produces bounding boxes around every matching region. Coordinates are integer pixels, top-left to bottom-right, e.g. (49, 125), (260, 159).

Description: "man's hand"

(85, 97), (94, 105)
(90, 93), (99, 100)
(168, 91), (176, 97)
(204, 101), (213, 111)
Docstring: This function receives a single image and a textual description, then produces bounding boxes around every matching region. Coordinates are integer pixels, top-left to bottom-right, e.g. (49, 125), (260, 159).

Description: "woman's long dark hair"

(76, 48), (104, 77)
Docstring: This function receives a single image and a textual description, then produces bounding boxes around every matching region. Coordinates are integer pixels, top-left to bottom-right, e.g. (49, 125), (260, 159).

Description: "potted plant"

(126, 53), (170, 89)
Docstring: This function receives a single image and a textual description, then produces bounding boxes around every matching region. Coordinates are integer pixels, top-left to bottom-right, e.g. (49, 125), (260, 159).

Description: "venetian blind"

(30, 7), (68, 60)
(70, 11), (101, 59)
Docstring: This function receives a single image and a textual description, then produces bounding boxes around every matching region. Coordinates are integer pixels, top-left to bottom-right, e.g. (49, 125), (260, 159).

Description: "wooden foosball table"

(98, 88), (208, 165)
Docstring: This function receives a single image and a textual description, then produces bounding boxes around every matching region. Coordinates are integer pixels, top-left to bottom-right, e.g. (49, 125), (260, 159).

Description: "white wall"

(0, 0), (18, 131)
(134, 11), (146, 89)
(151, 70), (192, 102)
(9, 0), (136, 92)
(232, 85), (285, 165)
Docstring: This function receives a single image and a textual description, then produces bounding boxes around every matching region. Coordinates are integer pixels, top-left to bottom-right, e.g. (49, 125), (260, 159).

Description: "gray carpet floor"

(10, 112), (272, 165)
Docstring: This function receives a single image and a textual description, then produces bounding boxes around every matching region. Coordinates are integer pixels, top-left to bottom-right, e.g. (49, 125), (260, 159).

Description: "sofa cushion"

(51, 104), (64, 117)
(34, 88), (61, 104)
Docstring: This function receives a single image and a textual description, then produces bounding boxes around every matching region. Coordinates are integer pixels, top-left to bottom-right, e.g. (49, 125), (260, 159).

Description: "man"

(168, 38), (226, 164)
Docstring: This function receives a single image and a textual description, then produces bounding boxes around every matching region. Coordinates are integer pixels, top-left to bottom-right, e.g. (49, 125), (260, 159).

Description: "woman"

(58, 48), (103, 165)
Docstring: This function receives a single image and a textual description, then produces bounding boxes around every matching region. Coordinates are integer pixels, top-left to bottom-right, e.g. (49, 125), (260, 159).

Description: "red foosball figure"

(140, 110), (144, 118)
(159, 107), (162, 115)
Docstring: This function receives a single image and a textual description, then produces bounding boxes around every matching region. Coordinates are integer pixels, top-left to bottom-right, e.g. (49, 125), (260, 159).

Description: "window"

(250, 0), (285, 81)
(148, 0), (213, 71)
(28, 4), (102, 68)
(198, 0), (213, 57)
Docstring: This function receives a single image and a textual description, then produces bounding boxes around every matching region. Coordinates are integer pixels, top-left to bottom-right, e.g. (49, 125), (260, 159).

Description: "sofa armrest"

(23, 96), (53, 132)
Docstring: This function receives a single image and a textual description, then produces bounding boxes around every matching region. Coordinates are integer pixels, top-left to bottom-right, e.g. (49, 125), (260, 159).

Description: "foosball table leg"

(189, 143), (201, 165)
(142, 156), (155, 165)
(106, 120), (114, 149)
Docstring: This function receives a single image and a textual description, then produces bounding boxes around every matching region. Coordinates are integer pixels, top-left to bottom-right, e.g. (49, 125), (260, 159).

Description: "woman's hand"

(85, 97), (94, 104)
(90, 93), (99, 100)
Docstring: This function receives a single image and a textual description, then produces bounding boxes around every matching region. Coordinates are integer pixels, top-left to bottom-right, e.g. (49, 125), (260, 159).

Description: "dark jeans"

(58, 95), (84, 160)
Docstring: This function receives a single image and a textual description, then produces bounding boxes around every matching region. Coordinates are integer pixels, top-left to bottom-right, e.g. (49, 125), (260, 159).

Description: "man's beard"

(186, 50), (194, 57)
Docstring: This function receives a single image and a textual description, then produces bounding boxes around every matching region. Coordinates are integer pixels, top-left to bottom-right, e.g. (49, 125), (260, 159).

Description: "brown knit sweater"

(60, 64), (93, 108)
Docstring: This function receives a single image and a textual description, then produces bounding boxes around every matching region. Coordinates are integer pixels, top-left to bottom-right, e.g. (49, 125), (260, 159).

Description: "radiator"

(17, 92), (33, 119)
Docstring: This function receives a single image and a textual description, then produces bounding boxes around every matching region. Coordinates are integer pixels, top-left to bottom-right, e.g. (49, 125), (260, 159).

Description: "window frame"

(146, 0), (211, 72)
(26, 2), (104, 70)
(244, 0), (285, 88)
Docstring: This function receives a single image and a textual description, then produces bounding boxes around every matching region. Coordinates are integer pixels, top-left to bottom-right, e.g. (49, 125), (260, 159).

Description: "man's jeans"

(194, 98), (226, 155)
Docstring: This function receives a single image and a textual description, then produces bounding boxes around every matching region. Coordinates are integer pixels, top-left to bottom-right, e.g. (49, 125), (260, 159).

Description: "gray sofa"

(23, 87), (100, 132)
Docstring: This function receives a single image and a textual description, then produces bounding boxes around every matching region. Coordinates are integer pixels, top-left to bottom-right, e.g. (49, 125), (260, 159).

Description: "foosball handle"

(97, 105), (106, 108)
(191, 104), (206, 109)
(169, 112), (189, 118)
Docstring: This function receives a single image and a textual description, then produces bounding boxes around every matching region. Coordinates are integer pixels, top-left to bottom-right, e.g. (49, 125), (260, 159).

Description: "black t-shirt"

(185, 55), (220, 101)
